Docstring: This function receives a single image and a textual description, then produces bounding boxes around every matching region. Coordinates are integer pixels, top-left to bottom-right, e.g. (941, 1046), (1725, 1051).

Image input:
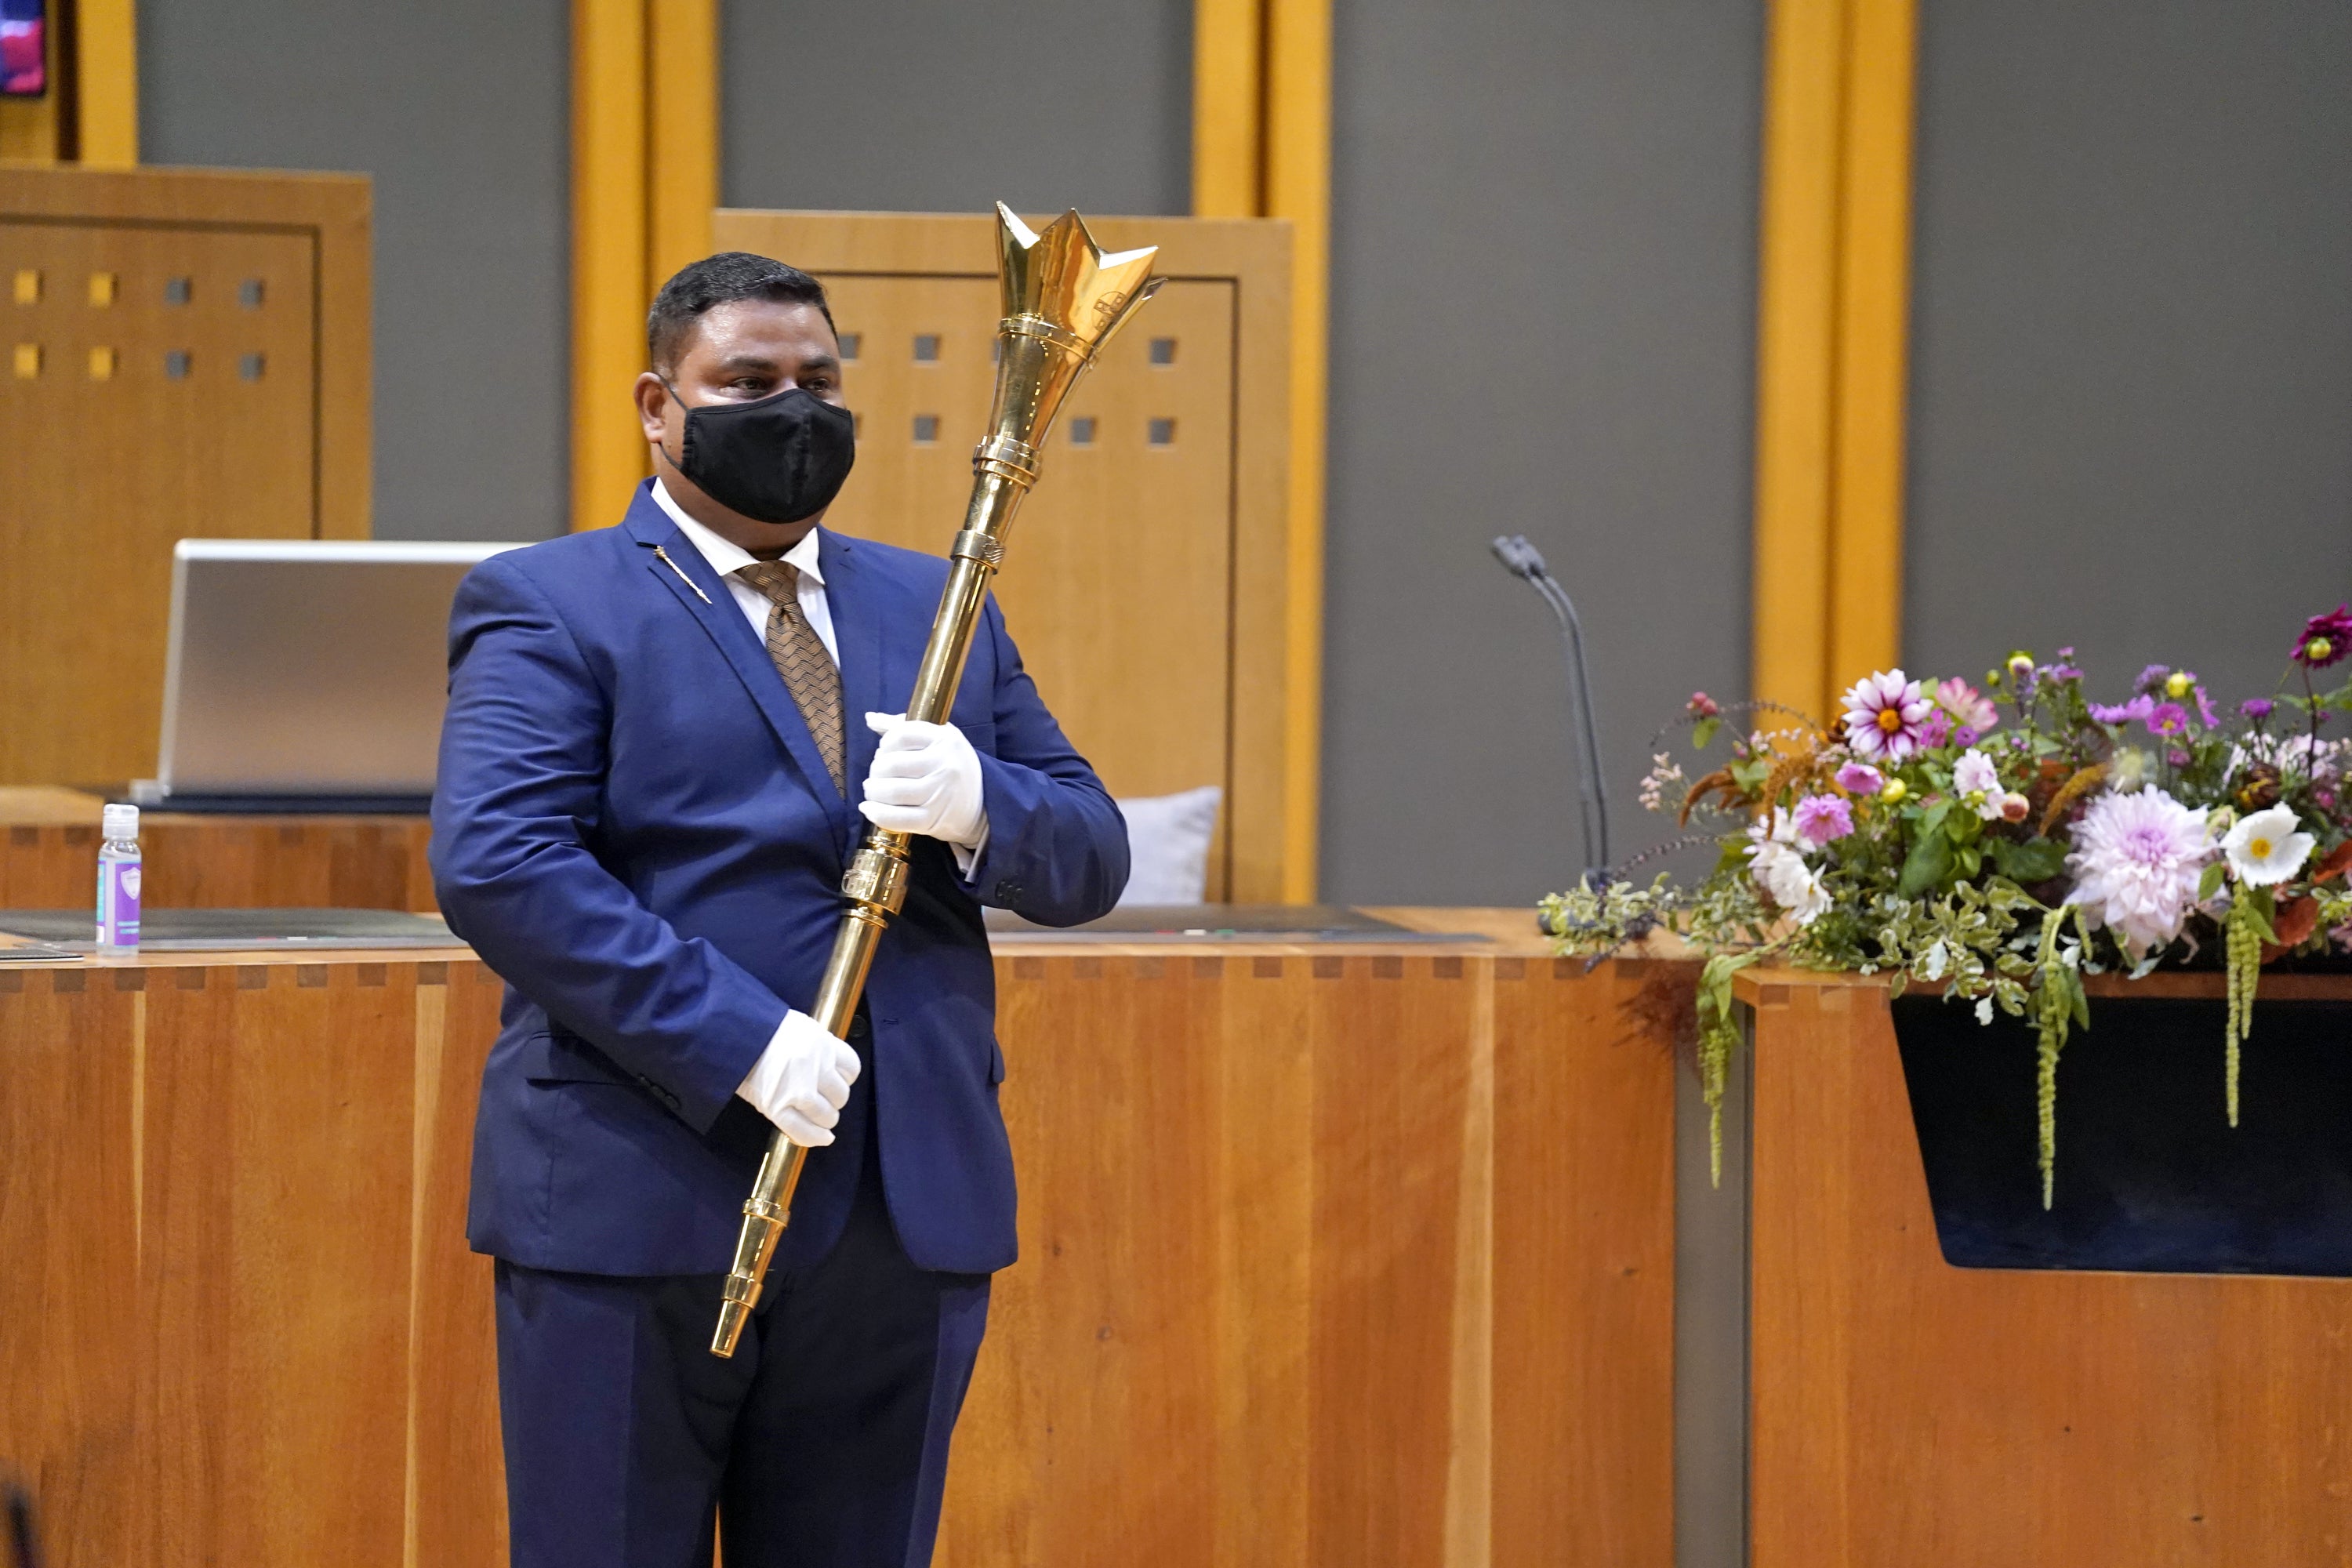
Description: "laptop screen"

(157, 539), (522, 798)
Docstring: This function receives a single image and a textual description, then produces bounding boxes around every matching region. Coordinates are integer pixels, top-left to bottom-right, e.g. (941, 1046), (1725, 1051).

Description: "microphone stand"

(1491, 535), (1610, 891)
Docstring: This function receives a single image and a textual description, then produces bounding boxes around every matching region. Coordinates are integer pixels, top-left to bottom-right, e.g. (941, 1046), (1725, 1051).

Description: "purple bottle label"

(98, 855), (141, 946)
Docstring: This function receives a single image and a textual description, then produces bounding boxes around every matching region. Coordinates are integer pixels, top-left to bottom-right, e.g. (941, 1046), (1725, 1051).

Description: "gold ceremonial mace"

(712, 205), (1163, 1357)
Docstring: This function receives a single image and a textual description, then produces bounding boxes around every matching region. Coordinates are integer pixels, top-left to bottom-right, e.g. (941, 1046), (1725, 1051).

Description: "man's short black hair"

(647, 252), (837, 371)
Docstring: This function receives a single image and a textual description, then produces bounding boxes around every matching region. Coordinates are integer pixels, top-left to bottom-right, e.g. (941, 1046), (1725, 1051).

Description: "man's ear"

(634, 372), (672, 446)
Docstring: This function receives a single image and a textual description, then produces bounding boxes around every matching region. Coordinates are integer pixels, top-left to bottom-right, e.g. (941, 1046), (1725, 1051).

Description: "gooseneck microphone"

(1491, 535), (1610, 885)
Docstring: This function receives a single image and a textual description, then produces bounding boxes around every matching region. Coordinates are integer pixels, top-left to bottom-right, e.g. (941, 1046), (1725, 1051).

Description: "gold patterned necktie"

(734, 560), (846, 796)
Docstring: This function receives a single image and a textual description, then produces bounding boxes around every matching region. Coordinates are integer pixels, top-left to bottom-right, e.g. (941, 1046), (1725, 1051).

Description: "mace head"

(996, 203), (1163, 354)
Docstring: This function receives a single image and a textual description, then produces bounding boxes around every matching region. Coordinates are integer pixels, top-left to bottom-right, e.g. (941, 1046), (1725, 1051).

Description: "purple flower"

(2090, 695), (2156, 727)
(1792, 793), (1854, 846)
(2245, 698), (2276, 721)
(1919, 710), (1955, 750)
(1835, 761), (1884, 796)
(1841, 670), (1936, 762)
(2135, 665), (2172, 695)
(2193, 685), (2219, 728)
(2168, 748), (2192, 768)
(1953, 726), (1980, 749)
(2294, 607), (2352, 669)
(2147, 702), (2190, 737)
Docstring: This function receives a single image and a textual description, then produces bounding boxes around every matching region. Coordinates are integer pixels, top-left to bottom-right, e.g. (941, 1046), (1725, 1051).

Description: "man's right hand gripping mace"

(712, 205), (1163, 1357)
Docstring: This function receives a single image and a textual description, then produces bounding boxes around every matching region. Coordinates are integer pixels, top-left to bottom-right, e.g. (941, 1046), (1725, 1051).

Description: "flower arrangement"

(1544, 608), (2352, 1207)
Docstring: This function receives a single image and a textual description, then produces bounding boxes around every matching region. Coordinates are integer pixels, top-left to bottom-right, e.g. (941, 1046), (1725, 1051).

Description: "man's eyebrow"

(799, 352), (840, 372)
(713, 353), (782, 373)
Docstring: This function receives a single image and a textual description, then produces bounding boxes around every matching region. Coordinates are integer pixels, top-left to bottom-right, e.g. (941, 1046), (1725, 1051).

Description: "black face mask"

(661, 380), (857, 525)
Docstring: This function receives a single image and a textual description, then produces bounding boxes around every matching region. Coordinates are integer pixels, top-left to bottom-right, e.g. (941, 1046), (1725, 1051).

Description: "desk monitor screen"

(1, 0), (45, 97)
(153, 539), (522, 806)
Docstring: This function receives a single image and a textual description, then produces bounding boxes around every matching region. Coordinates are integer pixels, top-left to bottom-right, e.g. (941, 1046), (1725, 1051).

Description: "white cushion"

(1115, 786), (1222, 905)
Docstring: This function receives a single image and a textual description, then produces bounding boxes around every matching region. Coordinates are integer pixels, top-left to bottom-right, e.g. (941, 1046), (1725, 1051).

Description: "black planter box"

(1892, 993), (2352, 1276)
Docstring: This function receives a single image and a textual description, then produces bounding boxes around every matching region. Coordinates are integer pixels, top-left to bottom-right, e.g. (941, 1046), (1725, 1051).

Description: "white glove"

(859, 711), (987, 848)
(735, 1009), (861, 1147)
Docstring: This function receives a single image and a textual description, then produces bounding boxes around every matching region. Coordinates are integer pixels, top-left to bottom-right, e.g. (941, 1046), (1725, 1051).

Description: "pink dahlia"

(2064, 788), (2213, 962)
(1840, 670), (1935, 763)
(1792, 793), (1853, 846)
(1935, 677), (2000, 735)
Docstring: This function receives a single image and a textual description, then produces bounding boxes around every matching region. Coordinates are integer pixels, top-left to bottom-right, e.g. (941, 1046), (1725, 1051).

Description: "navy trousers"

(492, 1080), (993, 1568)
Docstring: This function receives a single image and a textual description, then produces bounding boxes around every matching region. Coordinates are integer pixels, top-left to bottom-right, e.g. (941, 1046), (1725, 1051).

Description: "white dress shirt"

(654, 479), (836, 662)
(652, 481), (989, 1127)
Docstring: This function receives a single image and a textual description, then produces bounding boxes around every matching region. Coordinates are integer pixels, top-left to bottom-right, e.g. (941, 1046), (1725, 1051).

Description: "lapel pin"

(652, 545), (713, 604)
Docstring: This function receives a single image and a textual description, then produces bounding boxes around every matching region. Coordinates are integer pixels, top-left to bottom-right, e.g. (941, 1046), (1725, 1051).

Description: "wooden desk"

(0, 940), (503, 1566)
(0, 913), (1682, 1566)
(1726, 969), (2352, 1567)
(0, 787), (435, 912)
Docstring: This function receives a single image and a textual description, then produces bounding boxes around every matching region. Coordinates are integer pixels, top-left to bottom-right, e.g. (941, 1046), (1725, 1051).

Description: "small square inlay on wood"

(1011, 956), (1046, 981)
(1497, 957), (1527, 981)
(1433, 956), (1465, 980)
(1131, 956), (1164, 980)
(1252, 956), (1283, 979)
(113, 971), (145, 991)
(175, 968), (208, 990)
(417, 962), (448, 986)
(1312, 956), (1345, 980)
(1190, 956), (1224, 979)
(357, 964), (387, 987)
(52, 971), (85, 993)
(1372, 956), (1404, 980)
(297, 966), (328, 989)
(1072, 957), (1102, 980)
(0, 972), (23, 993)
(238, 967), (270, 989)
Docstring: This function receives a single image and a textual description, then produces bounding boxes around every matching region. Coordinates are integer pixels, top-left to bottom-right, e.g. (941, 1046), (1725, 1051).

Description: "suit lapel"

(622, 488), (846, 837)
(823, 529), (891, 833)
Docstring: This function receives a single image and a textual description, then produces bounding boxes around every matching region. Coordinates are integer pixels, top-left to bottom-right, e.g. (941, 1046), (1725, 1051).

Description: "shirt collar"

(652, 479), (826, 586)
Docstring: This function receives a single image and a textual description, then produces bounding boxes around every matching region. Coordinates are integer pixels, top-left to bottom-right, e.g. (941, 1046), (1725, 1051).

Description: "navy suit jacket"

(432, 483), (1127, 1278)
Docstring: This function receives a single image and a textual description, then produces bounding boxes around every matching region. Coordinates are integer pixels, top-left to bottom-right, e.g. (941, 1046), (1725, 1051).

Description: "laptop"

(129, 538), (525, 814)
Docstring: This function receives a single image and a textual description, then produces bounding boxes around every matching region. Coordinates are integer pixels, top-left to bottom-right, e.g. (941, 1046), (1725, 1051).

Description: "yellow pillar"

(1750, 0), (1917, 729)
(571, 0), (716, 532)
(75, 0), (140, 167)
(1192, 0), (1328, 901)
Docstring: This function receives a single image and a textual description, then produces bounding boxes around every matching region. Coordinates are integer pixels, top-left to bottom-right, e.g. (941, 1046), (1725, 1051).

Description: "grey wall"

(1904, 1), (2352, 707)
(1319, 2), (1763, 904)
(140, 0), (571, 542)
(720, 0), (1191, 216)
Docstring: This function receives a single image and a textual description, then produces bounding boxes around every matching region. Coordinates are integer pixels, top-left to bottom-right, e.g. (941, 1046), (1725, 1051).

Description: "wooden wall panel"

(709, 211), (1301, 899)
(0, 164), (370, 786)
(0, 789), (436, 912)
(1739, 971), (2352, 1566)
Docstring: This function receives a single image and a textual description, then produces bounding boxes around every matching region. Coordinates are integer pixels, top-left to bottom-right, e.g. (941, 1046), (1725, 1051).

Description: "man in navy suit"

(431, 252), (1127, 1568)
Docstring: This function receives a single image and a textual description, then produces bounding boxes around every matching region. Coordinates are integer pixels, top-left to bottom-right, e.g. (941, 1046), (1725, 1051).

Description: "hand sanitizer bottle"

(96, 803), (142, 951)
